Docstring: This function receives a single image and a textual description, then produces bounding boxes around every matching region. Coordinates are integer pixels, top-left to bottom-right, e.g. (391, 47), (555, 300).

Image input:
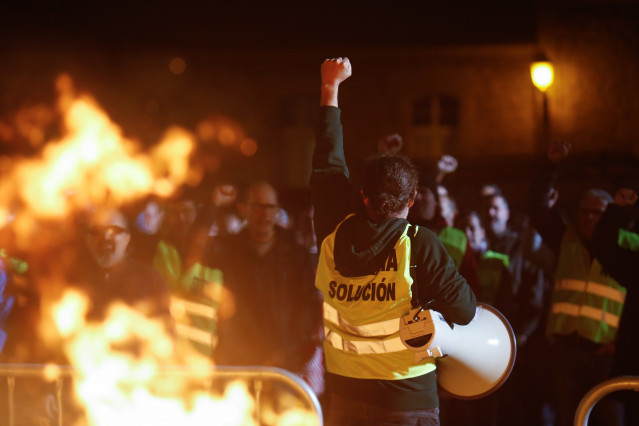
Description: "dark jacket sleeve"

(528, 159), (567, 253)
(311, 106), (354, 245)
(287, 248), (323, 364)
(591, 204), (638, 283)
(412, 227), (477, 325)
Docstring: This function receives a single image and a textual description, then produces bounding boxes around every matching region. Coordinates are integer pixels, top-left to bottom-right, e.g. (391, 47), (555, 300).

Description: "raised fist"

(613, 188), (637, 206)
(321, 57), (352, 87)
(437, 155), (458, 174)
(212, 184), (238, 207)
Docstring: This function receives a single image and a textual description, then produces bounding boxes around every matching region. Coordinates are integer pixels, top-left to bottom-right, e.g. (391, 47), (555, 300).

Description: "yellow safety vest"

(153, 240), (222, 356)
(618, 229), (639, 252)
(0, 248), (28, 276)
(477, 250), (509, 306)
(316, 215), (436, 380)
(153, 240), (183, 291)
(547, 226), (626, 344)
(438, 226), (467, 269)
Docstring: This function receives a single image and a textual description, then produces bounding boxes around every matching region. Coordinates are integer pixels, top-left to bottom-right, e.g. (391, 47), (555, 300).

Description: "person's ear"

(360, 190), (370, 208)
(408, 189), (417, 208)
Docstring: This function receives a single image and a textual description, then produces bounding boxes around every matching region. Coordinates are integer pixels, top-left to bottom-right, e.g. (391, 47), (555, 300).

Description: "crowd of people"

(0, 56), (637, 426)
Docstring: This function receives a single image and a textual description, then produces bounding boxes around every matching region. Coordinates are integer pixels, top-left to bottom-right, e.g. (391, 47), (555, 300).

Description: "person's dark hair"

(240, 180), (279, 204)
(361, 153), (418, 222)
(479, 183), (502, 199)
(581, 188), (613, 204)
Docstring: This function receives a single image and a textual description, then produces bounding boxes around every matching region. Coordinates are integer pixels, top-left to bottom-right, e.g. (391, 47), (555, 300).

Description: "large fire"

(50, 290), (257, 426)
(0, 76), (319, 425)
(0, 75), (194, 246)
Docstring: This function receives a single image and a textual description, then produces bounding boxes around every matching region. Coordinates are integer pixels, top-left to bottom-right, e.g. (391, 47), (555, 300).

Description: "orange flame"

(0, 75), (195, 248)
(1, 76), (318, 426)
(49, 291), (258, 426)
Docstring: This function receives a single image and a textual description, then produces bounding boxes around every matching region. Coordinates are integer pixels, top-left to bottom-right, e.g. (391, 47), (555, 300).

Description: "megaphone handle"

(412, 308), (423, 322)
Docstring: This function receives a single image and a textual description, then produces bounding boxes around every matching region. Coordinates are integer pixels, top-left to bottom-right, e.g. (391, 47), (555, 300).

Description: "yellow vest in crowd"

(153, 240), (222, 357)
(547, 225), (627, 344)
(438, 226), (467, 269)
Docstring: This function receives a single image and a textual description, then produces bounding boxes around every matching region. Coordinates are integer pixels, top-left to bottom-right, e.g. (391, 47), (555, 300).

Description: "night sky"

(2, 1), (539, 50)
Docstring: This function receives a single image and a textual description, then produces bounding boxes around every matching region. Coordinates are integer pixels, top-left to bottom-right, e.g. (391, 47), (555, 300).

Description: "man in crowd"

(456, 209), (545, 425)
(73, 206), (173, 325)
(481, 192), (546, 349)
(150, 191), (224, 358)
(529, 140), (625, 426)
(205, 180), (323, 394)
(591, 188), (639, 425)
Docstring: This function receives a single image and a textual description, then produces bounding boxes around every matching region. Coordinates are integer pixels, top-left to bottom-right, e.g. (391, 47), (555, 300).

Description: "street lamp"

(530, 61), (554, 92)
(530, 58), (554, 147)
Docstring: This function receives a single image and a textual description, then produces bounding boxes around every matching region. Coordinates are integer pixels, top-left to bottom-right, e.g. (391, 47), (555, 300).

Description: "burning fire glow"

(0, 74), (195, 249)
(51, 290), (257, 426)
(0, 75), (319, 425)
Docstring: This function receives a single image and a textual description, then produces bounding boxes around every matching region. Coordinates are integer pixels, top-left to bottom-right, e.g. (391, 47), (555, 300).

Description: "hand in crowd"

(547, 140), (571, 164)
(546, 187), (559, 209)
(437, 155), (458, 174)
(613, 188), (637, 206)
(321, 57), (352, 88)
(212, 184), (238, 207)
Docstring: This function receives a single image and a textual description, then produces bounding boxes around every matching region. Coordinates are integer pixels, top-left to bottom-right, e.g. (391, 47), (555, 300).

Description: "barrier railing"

(0, 364), (323, 426)
(574, 375), (639, 426)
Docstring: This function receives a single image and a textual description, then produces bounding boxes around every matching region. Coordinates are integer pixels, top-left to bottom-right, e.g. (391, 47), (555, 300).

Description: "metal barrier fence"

(574, 375), (639, 426)
(0, 364), (323, 426)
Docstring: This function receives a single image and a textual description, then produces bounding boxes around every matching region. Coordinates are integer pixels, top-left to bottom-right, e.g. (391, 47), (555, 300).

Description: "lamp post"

(530, 59), (554, 148)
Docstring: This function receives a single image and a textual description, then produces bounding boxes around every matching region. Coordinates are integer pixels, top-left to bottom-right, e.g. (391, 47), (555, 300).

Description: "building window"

(279, 95), (316, 128)
(412, 94), (459, 127)
(410, 94), (460, 158)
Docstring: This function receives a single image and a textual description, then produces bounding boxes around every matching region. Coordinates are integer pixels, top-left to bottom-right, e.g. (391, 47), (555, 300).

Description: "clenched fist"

(321, 57), (352, 88)
(613, 188), (637, 206)
(437, 155), (458, 174)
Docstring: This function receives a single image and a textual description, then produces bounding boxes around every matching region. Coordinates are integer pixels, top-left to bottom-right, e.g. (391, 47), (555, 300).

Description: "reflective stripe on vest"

(551, 302), (620, 329)
(316, 215), (435, 380)
(323, 301), (400, 337)
(555, 279), (626, 304)
(175, 323), (214, 347)
(323, 326), (407, 354)
(172, 297), (217, 321)
(171, 294), (218, 353)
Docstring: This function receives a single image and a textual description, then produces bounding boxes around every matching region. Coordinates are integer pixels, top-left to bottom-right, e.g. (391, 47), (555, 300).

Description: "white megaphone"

(399, 303), (516, 399)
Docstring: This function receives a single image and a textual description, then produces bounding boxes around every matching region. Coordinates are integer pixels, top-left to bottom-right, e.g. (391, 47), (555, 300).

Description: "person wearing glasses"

(205, 180), (324, 395)
(73, 206), (172, 323)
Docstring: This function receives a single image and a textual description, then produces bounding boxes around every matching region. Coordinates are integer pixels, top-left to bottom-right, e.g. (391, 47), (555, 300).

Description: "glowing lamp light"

(530, 61), (554, 92)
